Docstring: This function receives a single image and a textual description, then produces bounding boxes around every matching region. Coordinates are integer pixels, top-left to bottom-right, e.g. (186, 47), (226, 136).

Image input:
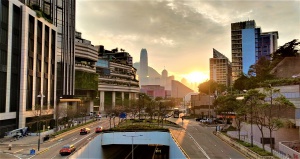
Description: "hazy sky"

(76, 0), (300, 83)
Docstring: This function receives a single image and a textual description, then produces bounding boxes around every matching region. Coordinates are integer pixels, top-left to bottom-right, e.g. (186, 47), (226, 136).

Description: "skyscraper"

(210, 49), (232, 87)
(231, 20), (278, 81)
(231, 20), (257, 81)
(52, 0), (76, 97)
(257, 31), (278, 60)
(0, 0), (58, 136)
(139, 48), (148, 86)
(17, 0), (76, 97)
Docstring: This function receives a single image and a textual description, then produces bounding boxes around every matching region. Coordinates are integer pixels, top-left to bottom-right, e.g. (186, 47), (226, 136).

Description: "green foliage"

(259, 78), (300, 87)
(273, 39), (300, 59)
(29, 4), (53, 23)
(75, 70), (98, 90)
(235, 140), (273, 156)
(198, 79), (218, 94)
(233, 74), (259, 91)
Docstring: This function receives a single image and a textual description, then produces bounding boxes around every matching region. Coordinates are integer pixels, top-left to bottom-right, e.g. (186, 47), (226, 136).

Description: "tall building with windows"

(139, 48), (148, 86)
(0, 0), (57, 137)
(231, 20), (257, 81)
(17, 0), (76, 97)
(210, 49), (232, 87)
(231, 20), (278, 81)
(257, 31), (278, 60)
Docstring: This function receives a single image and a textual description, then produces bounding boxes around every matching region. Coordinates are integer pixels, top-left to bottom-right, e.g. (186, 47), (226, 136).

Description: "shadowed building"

(0, 0), (57, 136)
(210, 48), (232, 87)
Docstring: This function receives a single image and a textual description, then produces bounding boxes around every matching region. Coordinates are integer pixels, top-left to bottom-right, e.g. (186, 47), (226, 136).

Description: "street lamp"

(37, 93), (45, 151)
(123, 134), (143, 159)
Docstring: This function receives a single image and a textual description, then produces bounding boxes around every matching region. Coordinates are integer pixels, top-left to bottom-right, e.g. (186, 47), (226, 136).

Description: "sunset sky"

(76, 0), (300, 83)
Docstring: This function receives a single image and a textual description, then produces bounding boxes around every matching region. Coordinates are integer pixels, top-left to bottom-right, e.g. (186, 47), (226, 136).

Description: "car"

(80, 128), (91, 135)
(95, 126), (103, 133)
(200, 119), (209, 123)
(59, 144), (76, 156)
(195, 118), (202, 121)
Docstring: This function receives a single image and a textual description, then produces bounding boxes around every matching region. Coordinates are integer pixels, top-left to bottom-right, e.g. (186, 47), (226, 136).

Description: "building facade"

(210, 48), (232, 87)
(96, 46), (140, 112)
(74, 31), (98, 115)
(257, 31), (278, 60)
(0, 0), (57, 137)
(17, 0), (76, 98)
(140, 85), (166, 99)
(231, 20), (279, 81)
(171, 80), (194, 98)
(231, 20), (256, 81)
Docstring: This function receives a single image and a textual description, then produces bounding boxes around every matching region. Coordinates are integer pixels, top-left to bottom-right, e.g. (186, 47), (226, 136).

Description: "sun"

(186, 71), (208, 83)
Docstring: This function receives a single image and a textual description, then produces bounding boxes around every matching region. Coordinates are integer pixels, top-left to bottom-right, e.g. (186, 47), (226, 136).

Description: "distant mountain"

(133, 62), (161, 78)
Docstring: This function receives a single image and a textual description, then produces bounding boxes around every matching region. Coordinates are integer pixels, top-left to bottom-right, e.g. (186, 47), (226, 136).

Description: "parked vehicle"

(95, 126), (103, 133)
(80, 128), (91, 135)
(195, 118), (202, 121)
(59, 144), (76, 156)
(200, 119), (209, 123)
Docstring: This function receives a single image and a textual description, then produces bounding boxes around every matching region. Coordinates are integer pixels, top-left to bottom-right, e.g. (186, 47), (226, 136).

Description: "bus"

(173, 108), (180, 118)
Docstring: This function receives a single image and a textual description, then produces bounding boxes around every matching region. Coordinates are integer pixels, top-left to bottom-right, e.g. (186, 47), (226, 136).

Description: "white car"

(200, 119), (209, 123)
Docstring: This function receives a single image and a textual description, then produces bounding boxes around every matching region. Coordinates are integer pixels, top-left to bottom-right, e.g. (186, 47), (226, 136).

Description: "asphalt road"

(31, 118), (110, 159)
(170, 116), (246, 159)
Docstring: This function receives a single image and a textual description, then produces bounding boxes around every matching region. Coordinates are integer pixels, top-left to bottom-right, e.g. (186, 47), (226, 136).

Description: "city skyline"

(76, 0), (300, 83)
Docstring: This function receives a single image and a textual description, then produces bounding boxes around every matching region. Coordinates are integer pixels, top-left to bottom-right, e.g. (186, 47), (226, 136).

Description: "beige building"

(210, 48), (232, 87)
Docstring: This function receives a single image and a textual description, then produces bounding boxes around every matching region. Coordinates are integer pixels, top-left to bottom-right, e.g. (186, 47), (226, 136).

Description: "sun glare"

(186, 72), (208, 83)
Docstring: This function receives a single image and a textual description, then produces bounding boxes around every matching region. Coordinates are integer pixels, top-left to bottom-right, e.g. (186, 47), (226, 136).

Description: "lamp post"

(37, 93), (45, 151)
(123, 134), (143, 159)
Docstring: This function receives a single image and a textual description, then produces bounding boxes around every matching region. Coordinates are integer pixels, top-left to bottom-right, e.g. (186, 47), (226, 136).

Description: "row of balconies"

(75, 63), (96, 73)
(99, 76), (139, 86)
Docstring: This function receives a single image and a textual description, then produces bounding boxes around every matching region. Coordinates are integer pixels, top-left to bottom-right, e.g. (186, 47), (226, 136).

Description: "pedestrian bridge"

(70, 131), (187, 158)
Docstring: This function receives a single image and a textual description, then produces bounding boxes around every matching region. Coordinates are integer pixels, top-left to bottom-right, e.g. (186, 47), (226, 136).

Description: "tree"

(273, 39), (300, 59)
(233, 99), (247, 140)
(198, 80), (218, 94)
(244, 89), (266, 148)
(213, 95), (237, 125)
(271, 39), (300, 69)
(248, 56), (274, 81)
(262, 86), (294, 154)
(31, 104), (51, 132)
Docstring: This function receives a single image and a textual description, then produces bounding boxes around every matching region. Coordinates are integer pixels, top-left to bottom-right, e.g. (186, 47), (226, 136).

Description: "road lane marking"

(72, 138), (77, 141)
(73, 132), (94, 145)
(13, 149), (23, 153)
(50, 154), (57, 159)
(188, 133), (210, 159)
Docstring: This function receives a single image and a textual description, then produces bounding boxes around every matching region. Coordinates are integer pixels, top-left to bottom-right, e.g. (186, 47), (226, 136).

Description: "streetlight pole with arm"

(123, 134), (143, 159)
(37, 93), (45, 151)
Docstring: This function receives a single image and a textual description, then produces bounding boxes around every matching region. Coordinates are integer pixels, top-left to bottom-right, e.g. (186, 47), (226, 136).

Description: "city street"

(0, 116), (246, 159)
(169, 116), (246, 159)
(0, 118), (110, 159)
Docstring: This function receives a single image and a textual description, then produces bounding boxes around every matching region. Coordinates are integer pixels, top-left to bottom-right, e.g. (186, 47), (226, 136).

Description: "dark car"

(59, 144), (76, 156)
(195, 118), (202, 121)
(80, 128), (91, 135)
